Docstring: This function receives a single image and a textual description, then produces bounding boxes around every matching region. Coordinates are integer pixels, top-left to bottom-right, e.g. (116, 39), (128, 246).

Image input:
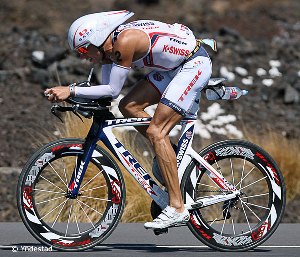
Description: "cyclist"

(45, 10), (215, 230)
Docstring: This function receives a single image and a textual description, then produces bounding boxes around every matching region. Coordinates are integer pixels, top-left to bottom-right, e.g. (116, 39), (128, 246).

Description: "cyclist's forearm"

(75, 64), (129, 99)
(101, 64), (112, 84)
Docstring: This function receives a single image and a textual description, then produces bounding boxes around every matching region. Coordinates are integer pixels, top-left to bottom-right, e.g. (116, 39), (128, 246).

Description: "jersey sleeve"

(101, 64), (112, 84)
(74, 64), (130, 99)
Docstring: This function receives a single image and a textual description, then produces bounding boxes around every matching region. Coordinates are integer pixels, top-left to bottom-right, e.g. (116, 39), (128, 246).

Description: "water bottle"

(206, 86), (248, 100)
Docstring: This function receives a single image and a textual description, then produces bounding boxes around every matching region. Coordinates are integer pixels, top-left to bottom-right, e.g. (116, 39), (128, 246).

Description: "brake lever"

(51, 104), (64, 123)
(72, 109), (84, 123)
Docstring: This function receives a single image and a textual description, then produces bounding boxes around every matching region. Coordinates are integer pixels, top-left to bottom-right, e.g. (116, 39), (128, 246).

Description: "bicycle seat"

(208, 78), (226, 86)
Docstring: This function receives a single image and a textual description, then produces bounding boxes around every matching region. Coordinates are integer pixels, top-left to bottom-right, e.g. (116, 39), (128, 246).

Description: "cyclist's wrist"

(69, 83), (76, 97)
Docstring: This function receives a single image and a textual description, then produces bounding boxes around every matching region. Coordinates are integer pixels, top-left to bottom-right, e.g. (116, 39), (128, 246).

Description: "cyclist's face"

(78, 45), (104, 64)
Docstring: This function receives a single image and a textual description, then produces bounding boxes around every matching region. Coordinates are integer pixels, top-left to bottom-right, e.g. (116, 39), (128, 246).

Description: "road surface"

(0, 223), (299, 257)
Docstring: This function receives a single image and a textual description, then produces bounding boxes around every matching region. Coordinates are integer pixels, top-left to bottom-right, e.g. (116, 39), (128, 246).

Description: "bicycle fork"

(67, 118), (103, 198)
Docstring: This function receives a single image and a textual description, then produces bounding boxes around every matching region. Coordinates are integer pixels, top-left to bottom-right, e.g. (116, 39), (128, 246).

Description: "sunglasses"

(76, 43), (90, 54)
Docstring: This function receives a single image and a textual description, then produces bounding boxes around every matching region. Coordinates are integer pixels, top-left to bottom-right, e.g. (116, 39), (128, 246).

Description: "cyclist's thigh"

(120, 78), (163, 110)
(161, 56), (212, 118)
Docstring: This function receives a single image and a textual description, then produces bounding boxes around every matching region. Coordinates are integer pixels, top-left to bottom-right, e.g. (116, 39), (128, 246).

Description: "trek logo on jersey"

(162, 45), (190, 56)
(170, 38), (187, 45)
(178, 69), (202, 101)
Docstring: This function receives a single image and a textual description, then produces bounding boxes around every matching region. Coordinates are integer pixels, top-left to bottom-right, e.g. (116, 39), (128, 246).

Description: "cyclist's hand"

(44, 86), (70, 102)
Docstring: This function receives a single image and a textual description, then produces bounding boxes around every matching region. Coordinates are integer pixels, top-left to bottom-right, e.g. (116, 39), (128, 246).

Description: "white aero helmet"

(68, 10), (134, 51)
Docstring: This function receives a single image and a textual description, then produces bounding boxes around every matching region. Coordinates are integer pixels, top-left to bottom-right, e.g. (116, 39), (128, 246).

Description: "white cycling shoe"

(144, 206), (190, 230)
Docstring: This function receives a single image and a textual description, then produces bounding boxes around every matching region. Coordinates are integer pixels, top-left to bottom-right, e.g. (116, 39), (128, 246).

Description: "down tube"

(99, 120), (169, 210)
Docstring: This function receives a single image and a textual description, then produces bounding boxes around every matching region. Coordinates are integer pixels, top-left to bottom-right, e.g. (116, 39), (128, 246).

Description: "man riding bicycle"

(45, 10), (214, 230)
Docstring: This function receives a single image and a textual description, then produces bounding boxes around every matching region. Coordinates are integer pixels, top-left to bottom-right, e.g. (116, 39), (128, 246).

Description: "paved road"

(0, 223), (299, 257)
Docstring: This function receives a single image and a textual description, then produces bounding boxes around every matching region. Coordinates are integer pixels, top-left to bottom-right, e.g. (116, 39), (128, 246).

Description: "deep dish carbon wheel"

(17, 138), (125, 251)
(182, 140), (286, 251)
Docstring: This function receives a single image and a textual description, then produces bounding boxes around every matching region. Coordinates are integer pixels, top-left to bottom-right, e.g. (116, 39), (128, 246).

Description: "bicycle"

(17, 77), (286, 251)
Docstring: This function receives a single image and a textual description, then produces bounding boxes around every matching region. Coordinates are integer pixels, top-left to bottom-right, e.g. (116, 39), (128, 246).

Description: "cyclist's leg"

(119, 73), (171, 137)
(147, 103), (185, 211)
(147, 58), (211, 212)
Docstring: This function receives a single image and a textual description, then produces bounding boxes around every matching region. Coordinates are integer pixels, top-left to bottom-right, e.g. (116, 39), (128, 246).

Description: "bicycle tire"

(17, 138), (125, 251)
(181, 139), (286, 251)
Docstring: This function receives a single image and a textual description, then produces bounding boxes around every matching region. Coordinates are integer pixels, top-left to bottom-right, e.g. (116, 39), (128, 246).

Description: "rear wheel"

(182, 140), (286, 251)
(17, 138), (125, 251)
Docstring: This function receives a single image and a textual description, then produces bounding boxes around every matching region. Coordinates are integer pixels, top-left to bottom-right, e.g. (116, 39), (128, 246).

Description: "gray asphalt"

(0, 223), (299, 257)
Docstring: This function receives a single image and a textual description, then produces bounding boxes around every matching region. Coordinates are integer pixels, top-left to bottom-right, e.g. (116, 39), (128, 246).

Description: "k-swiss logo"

(162, 45), (190, 56)
(177, 138), (189, 166)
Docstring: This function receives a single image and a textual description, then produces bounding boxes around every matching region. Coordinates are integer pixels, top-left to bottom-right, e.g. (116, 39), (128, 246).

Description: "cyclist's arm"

(75, 31), (139, 99)
(75, 64), (129, 99)
(101, 64), (112, 84)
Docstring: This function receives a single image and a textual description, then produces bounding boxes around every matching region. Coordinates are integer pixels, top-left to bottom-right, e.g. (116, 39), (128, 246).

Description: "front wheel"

(17, 138), (125, 251)
(182, 140), (286, 251)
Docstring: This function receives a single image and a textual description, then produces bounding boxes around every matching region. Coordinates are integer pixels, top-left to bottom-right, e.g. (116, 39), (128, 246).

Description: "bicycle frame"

(67, 114), (240, 210)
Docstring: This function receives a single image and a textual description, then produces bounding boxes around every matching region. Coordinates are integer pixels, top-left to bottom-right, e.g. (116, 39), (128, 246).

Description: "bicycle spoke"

(40, 199), (68, 220)
(39, 175), (65, 192)
(214, 160), (223, 176)
(235, 166), (255, 188)
(35, 195), (66, 205)
(230, 158), (235, 186)
(48, 162), (68, 188)
(74, 210), (81, 234)
(196, 183), (219, 190)
(243, 201), (270, 210)
(77, 199), (103, 216)
(33, 188), (65, 195)
(76, 200), (96, 229)
(240, 192), (269, 200)
(240, 200), (262, 221)
(51, 199), (68, 228)
(221, 201), (231, 235)
(240, 199), (252, 233)
(239, 158), (246, 190)
(65, 202), (74, 237)
(240, 176), (268, 191)
(63, 166), (68, 186)
(81, 170), (103, 190)
(232, 219), (236, 235)
(210, 217), (218, 226)
(80, 185), (106, 193)
(79, 195), (111, 202)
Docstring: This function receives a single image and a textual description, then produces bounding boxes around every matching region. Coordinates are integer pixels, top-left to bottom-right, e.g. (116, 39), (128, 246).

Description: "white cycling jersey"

(113, 20), (197, 71)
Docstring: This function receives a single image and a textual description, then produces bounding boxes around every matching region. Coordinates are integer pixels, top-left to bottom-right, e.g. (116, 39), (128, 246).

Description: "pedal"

(153, 228), (168, 236)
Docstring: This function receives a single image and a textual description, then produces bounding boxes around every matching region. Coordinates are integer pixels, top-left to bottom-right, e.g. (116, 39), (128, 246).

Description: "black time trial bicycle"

(17, 78), (286, 251)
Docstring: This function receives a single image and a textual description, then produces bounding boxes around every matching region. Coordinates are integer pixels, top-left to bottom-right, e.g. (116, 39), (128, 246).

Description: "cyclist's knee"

(146, 125), (166, 144)
(119, 97), (138, 117)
